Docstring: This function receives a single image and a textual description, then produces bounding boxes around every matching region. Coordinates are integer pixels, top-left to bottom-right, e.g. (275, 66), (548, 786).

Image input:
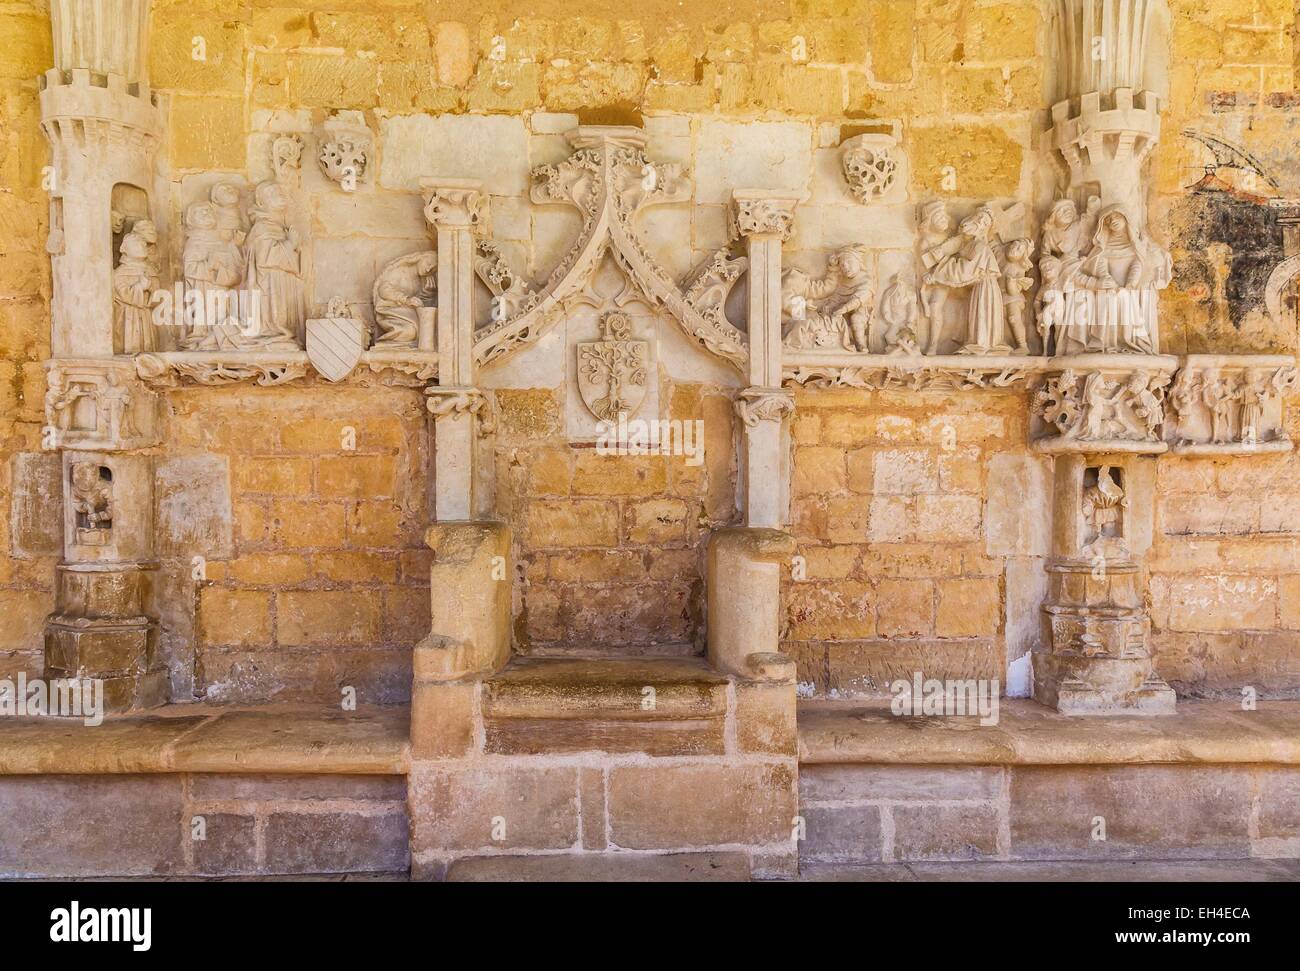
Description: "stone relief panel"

(1167, 356), (1297, 454)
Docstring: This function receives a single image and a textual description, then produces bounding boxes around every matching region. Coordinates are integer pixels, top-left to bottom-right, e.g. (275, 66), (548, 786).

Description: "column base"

(1032, 650), (1176, 715)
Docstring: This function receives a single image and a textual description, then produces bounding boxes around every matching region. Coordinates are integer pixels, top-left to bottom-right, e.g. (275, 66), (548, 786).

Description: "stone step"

(482, 656), (730, 756)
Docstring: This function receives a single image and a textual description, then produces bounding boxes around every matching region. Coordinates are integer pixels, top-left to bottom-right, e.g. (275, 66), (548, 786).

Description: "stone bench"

(796, 698), (1300, 865)
(0, 705), (409, 878)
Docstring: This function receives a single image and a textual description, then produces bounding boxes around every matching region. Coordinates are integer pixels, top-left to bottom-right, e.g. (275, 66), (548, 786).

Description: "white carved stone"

(306, 300), (369, 382)
(783, 245), (876, 352)
(373, 251), (437, 347)
(576, 312), (648, 422)
(45, 359), (158, 451)
(1031, 355), (1177, 453)
(1168, 355), (1296, 454)
(840, 132), (900, 204)
(317, 114), (371, 191)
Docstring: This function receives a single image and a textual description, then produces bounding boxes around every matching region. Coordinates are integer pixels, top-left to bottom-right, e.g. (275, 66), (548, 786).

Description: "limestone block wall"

(2, 0), (1300, 705)
(783, 387), (1046, 695)
(491, 380), (737, 656)
(0, 0), (54, 685)
(157, 385), (431, 703)
(1149, 440), (1300, 698)
(0, 772), (409, 878)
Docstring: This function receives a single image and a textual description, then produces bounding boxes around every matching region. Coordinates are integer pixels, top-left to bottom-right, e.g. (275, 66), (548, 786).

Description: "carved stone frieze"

(1167, 355), (1296, 454)
(135, 349), (437, 389)
(784, 355), (1038, 393)
(1030, 356), (1176, 453)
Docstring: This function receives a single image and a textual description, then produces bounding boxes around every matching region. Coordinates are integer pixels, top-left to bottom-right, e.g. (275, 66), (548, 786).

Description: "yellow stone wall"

(0, 0), (53, 682)
(2, 1), (1300, 700)
(493, 379), (735, 655)
(171, 385), (431, 702)
(785, 388), (1032, 694)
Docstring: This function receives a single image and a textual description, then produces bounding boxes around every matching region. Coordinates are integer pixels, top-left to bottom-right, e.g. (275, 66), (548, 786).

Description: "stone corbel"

(317, 113), (370, 192)
(1030, 354), (1178, 454)
(45, 358), (159, 452)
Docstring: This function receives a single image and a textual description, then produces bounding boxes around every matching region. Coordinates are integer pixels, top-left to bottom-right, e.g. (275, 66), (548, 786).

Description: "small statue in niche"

(923, 206), (1008, 355)
(1201, 368), (1236, 444)
(181, 201), (246, 345)
(71, 462), (113, 546)
(918, 201), (959, 353)
(880, 275), (920, 355)
(372, 251), (438, 346)
(1081, 465), (1128, 563)
(244, 180), (305, 349)
(1001, 237), (1035, 355)
(114, 227), (158, 353)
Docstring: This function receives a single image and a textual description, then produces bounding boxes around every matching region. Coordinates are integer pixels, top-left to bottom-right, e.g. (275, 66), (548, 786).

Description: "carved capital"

(421, 178), (488, 231)
(735, 387), (795, 427)
(729, 190), (805, 241)
(426, 385), (495, 433)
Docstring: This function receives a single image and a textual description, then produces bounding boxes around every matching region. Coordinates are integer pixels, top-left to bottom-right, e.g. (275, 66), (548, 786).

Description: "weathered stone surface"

(263, 810), (409, 873)
(410, 763), (578, 852)
(607, 762), (795, 849)
(1009, 765), (1252, 859)
(893, 804), (1001, 861)
(800, 764), (1004, 803)
(0, 775), (184, 877)
(800, 804), (884, 863)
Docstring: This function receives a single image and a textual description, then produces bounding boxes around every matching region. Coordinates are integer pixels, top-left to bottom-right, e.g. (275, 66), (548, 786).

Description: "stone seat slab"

(0, 704), (410, 775)
(798, 698), (1300, 766)
(482, 656), (731, 756)
(484, 656), (729, 721)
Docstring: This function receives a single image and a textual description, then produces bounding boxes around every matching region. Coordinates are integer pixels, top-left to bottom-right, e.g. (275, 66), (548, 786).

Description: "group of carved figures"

(112, 179), (307, 353)
(1171, 367), (1285, 445)
(781, 197), (1172, 358)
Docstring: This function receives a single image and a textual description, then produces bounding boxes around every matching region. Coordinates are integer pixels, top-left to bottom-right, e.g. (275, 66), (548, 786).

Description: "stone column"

(421, 179), (489, 521)
(1046, 0), (1164, 230)
(39, 2), (166, 711)
(730, 190), (803, 528)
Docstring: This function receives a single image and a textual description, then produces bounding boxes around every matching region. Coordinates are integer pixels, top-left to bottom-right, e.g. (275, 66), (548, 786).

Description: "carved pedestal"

(43, 361), (165, 712)
(46, 448), (166, 711)
(1032, 453), (1174, 715)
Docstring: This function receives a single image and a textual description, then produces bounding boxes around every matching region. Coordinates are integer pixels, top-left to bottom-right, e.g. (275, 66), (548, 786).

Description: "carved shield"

(306, 315), (367, 382)
(577, 313), (648, 422)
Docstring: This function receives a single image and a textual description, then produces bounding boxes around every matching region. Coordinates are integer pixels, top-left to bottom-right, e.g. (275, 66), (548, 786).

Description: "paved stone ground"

(20, 857), (1300, 881)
